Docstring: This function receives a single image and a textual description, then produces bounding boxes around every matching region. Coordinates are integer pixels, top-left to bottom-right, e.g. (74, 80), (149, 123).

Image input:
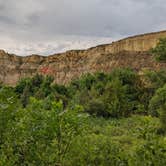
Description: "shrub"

(85, 99), (109, 117)
(151, 38), (166, 62)
(149, 84), (166, 117)
(160, 104), (166, 133)
(0, 98), (87, 165)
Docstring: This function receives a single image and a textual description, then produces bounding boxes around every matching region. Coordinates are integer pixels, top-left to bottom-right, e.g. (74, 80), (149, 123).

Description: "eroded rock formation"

(0, 30), (166, 85)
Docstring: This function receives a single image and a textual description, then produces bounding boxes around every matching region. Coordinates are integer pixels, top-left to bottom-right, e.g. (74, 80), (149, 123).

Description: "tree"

(0, 87), (20, 146)
(15, 77), (32, 95)
(1, 98), (87, 165)
(149, 84), (166, 117)
(40, 75), (54, 97)
(149, 84), (166, 133)
(151, 38), (166, 62)
(31, 74), (43, 87)
(20, 85), (31, 107)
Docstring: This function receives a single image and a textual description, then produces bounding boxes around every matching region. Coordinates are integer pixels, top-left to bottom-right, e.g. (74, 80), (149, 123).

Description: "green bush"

(1, 68), (166, 164)
(131, 138), (166, 165)
(160, 104), (166, 133)
(0, 97), (87, 165)
(149, 84), (166, 117)
(85, 99), (109, 117)
(151, 38), (166, 62)
(0, 87), (20, 146)
(68, 68), (143, 118)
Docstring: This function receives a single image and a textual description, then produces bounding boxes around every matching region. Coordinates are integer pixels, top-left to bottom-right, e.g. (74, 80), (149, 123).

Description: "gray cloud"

(0, 0), (165, 55)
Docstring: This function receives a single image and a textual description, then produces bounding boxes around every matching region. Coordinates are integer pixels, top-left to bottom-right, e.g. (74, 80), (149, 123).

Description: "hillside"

(0, 30), (166, 85)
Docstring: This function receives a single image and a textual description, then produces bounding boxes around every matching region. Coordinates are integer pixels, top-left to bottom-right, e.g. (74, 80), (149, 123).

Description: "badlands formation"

(0, 30), (166, 85)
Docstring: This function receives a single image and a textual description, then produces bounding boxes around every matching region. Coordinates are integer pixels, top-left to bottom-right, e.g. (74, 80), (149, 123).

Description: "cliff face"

(0, 30), (166, 86)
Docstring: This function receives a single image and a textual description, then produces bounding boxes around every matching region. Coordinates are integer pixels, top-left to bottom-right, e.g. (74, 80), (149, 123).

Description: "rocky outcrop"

(0, 30), (166, 86)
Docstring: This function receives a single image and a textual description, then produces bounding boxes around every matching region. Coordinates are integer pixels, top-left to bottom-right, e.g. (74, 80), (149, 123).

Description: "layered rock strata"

(0, 30), (166, 85)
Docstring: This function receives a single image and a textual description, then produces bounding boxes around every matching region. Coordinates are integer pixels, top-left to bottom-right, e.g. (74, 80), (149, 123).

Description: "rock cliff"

(0, 30), (166, 86)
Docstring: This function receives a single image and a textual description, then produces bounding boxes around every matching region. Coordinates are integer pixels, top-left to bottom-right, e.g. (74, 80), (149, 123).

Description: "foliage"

(0, 87), (20, 146)
(149, 84), (166, 117)
(139, 70), (166, 110)
(131, 137), (166, 166)
(149, 84), (166, 133)
(0, 97), (87, 165)
(143, 70), (166, 90)
(151, 38), (166, 62)
(85, 99), (109, 117)
(68, 68), (142, 118)
(0, 68), (166, 165)
(160, 104), (166, 132)
(15, 75), (66, 107)
(65, 115), (163, 165)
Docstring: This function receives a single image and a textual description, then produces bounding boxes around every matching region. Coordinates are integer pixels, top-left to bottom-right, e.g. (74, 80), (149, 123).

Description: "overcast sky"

(0, 0), (166, 56)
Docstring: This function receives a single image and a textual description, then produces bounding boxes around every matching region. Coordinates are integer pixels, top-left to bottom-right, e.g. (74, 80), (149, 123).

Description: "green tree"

(0, 98), (87, 165)
(31, 74), (44, 87)
(15, 77), (32, 95)
(0, 87), (20, 150)
(149, 84), (166, 117)
(20, 85), (31, 107)
(151, 38), (166, 62)
(40, 75), (54, 97)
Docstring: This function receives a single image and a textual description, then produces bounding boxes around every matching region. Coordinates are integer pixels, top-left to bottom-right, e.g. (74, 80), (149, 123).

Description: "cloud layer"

(0, 0), (165, 55)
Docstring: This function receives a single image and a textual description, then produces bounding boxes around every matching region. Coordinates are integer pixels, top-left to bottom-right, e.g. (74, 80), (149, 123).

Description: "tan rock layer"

(0, 30), (166, 86)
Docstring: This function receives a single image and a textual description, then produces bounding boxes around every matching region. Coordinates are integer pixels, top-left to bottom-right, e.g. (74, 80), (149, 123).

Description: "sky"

(0, 0), (165, 56)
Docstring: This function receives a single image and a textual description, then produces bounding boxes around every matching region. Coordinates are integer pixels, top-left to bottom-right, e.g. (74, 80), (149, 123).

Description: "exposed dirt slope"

(0, 30), (166, 85)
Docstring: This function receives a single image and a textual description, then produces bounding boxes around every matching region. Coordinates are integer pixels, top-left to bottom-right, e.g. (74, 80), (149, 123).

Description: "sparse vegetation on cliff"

(0, 68), (166, 165)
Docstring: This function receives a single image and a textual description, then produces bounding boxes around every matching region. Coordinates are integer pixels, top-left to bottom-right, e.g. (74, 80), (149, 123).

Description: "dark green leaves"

(151, 38), (166, 62)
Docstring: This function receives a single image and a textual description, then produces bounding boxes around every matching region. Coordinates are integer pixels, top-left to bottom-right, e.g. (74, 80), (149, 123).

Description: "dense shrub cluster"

(67, 68), (165, 118)
(13, 67), (166, 125)
(151, 38), (166, 62)
(0, 92), (86, 165)
(0, 67), (166, 164)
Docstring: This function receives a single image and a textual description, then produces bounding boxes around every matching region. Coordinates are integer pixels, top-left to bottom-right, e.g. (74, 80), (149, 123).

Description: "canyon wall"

(106, 30), (166, 53)
(0, 30), (166, 85)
